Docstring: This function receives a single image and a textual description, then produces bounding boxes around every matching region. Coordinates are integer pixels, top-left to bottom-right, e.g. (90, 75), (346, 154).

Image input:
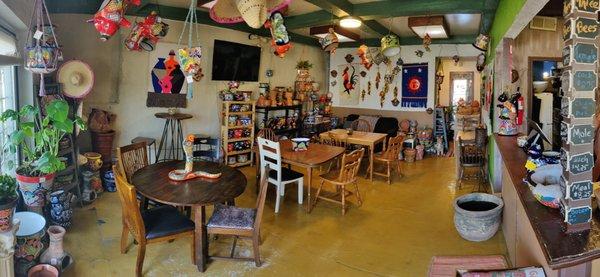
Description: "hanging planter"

(25, 0), (61, 96)
(176, 0), (203, 99)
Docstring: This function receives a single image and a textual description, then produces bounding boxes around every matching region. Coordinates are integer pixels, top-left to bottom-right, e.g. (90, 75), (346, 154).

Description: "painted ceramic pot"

(454, 193), (504, 242)
(16, 173), (55, 215)
(237, 154), (248, 163)
(91, 171), (104, 194)
(227, 156), (237, 165)
(404, 148), (416, 163)
(102, 170), (116, 192)
(48, 190), (76, 229)
(81, 171), (97, 204)
(84, 152), (103, 171)
(14, 212), (46, 276)
(0, 197), (17, 232)
(319, 28), (339, 52)
(40, 225), (74, 272)
(27, 264), (59, 277)
(291, 138), (310, 151)
(381, 34), (400, 57)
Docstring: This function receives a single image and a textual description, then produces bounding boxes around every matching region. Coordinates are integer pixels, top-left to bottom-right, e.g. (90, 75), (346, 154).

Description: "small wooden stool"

(131, 137), (157, 164)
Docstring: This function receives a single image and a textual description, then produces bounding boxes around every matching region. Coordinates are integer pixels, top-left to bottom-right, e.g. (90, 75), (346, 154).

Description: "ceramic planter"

(81, 171), (98, 204)
(27, 264), (59, 277)
(16, 173), (55, 215)
(0, 197), (17, 232)
(40, 225), (73, 272)
(48, 190), (76, 229)
(83, 152), (103, 171)
(90, 131), (115, 170)
(14, 211), (46, 276)
(102, 170), (116, 192)
(454, 193), (504, 242)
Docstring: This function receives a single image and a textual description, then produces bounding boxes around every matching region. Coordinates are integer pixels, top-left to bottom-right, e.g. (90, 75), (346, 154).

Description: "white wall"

(330, 45), (482, 111)
(438, 58), (481, 107)
(51, 14), (327, 147)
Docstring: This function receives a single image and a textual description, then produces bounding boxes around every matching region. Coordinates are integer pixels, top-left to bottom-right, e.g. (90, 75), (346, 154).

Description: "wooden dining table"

(320, 129), (388, 181)
(131, 160), (247, 272)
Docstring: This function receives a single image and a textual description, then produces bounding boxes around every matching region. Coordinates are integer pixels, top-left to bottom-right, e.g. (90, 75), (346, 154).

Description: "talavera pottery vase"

(0, 197), (17, 232)
(48, 190), (76, 229)
(83, 152), (103, 171)
(16, 173), (55, 215)
(14, 211), (46, 276)
(102, 170), (116, 192)
(81, 171), (98, 204)
(454, 193), (503, 242)
(40, 225), (74, 272)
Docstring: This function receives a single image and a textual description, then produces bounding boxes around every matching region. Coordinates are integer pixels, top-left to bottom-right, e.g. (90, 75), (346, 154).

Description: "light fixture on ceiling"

(310, 25), (360, 42)
(339, 16), (362, 28)
(408, 16), (448, 39)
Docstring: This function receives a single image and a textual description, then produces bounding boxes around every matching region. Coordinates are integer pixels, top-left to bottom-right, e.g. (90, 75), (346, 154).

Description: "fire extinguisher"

(515, 87), (524, 125)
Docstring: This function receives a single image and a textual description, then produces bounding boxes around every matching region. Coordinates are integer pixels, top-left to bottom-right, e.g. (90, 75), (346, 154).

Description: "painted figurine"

(88, 0), (141, 41)
(357, 44), (373, 70)
(168, 135), (222, 181)
(265, 12), (291, 58)
(497, 92), (518, 136)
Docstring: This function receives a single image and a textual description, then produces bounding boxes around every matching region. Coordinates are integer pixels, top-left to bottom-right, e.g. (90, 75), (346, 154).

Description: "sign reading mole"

(569, 124), (594, 145)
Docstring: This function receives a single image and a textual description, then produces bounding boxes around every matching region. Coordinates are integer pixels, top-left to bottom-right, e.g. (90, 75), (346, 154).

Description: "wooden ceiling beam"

(353, 0), (488, 20)
(338, 34), (477, 48)
(285, 10), (337, 29)
(479, 0), (500, 34)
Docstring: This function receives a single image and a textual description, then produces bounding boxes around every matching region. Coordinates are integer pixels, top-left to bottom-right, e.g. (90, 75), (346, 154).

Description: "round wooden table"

(131, 160), (247, 272)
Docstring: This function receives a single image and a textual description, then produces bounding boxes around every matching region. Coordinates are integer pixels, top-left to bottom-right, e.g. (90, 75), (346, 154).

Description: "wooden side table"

(154, 113), (192, 163)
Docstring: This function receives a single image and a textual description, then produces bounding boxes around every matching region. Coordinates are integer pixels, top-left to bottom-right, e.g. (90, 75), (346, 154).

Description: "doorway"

(450, 72), (474, 105)
(527, 57), (561, 148)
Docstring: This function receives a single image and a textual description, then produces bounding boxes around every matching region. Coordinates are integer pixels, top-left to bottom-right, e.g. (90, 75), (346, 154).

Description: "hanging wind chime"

(25, 0), (61, 96)
(177, 0), (203, 99)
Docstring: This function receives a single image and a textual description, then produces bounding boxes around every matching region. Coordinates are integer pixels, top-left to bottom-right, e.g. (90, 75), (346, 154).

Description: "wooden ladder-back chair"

(257, 137), (304, 213)
(253, 128), (278, 187)
(457, 137), (487, 191)
(116, 142), (149, 182)
(313, 148), (365, 215)
(206, 165), (271, 266)
(368, 134), (405, 184)
(351, 119), (372, 132)
(320, 132), (348, 172)
(113, 166), (195, 277)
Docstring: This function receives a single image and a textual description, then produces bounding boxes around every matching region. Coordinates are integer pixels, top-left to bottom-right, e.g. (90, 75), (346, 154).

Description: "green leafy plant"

(295, 60), (313, 70)
(0, 174), (17, 204)
(0, 99), (86, 176)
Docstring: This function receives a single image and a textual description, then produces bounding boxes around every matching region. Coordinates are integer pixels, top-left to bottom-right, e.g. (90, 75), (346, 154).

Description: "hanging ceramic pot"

(40, 225), (74, 272)
(48, 190), (76, 229)
(320, 28), (339, 53)
(380, 34), (400, 57)
(473, 33), (490, 51)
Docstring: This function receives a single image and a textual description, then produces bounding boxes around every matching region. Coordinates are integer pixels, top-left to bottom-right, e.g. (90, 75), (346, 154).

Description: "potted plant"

(0, 99), (85, 213)
(0, 174), (17, 231)
(295, 60), (313, 80)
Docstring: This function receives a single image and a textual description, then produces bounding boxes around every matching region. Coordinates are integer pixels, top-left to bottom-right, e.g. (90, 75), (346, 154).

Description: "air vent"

(529, 16), (557, 31)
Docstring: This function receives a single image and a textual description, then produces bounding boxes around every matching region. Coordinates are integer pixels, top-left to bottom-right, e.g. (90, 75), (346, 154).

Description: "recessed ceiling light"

(339, 16), (362, 28)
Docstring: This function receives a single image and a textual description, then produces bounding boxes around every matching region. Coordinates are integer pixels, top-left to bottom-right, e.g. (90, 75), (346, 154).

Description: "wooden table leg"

(306, 167), (313, 213)
(193, 206), (208, 272)
(369, 144), (374, 182)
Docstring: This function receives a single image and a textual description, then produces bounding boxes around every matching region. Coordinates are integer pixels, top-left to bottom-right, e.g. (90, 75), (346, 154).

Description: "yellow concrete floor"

(62, 157), (507, 276)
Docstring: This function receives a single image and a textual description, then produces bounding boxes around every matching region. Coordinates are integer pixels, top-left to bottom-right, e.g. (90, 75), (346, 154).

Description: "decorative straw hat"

(57, 60), (95, 99)
(210, 0), (291, 29)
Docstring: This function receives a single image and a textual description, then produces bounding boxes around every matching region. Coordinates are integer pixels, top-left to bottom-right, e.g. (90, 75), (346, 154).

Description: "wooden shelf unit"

(221, 100), (256, 167)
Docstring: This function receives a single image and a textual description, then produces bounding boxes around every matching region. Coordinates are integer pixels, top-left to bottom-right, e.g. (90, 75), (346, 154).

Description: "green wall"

(487, 0), (528, 62)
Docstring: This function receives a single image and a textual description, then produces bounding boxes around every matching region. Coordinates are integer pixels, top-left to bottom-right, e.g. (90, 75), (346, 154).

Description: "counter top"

(495, 134), (600, 269)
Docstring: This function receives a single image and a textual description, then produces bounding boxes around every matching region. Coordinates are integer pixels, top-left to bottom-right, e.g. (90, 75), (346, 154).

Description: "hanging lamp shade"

(380, 34), (400, 57)
(210, 0), (291, 29)
(473, 33), (490, 51)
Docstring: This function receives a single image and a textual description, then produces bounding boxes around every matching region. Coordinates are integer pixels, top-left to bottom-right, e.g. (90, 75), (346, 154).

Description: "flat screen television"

(212, 40), (261, 82)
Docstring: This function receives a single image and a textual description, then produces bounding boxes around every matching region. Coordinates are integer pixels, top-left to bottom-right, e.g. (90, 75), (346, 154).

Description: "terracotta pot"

(40, 225), (73, 272)
(84, 152), (103, 171)
(16, 173), (55, 215)
(284, 91), (294, 106)
(404, 148), (416, 163)
(0, 197), (17, 232)
(27, 264), (59, 277)
(90, 130), (115, 170)
(14, 212), (46, 276)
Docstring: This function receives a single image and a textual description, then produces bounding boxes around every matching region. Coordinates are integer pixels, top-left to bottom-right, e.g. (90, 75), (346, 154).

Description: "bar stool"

(154, 113), (193, 163)
(131, 137), (157, 164)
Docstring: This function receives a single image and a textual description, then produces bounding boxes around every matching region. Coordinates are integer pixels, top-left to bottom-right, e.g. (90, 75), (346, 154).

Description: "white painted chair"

(257, 137), (304, 213)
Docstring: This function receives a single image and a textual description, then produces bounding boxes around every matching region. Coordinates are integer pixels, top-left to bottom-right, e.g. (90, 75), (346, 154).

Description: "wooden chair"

(253, 128), (278, 187)
(312, 148), (365, 215)
(206, 165), (271, 267)
(351, 119), (372, 132)
(113, 166), (195, 277)
(320, 132), (348, 172)
(116, 142), (149, 182)
(457, 137), (487, 191)
(257, 137), (304, 213)
(368, 134), (405, 184)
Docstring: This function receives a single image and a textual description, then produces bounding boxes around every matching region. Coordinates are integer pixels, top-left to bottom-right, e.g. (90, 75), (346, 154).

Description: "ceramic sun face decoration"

(88, 0), (141, 41)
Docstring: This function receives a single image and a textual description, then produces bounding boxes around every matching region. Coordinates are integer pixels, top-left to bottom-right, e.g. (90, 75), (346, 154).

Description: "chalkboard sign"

(568, 181), (593, 200)
(571, 98), (595, 118)
(568, 152), (594, 174)
(566, 0), (600, 14)
(575, 17), (599, 39)
(566, 206), (592, 225)
(569, 124), (594, 145)
(563, 45), (572, 66)
(573, 70), (597, 91)
(564, 19), (572, 40)
(574, 43), (598, 64)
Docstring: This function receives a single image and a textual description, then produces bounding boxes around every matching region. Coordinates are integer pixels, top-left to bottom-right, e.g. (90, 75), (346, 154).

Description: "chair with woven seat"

(457, 136), (487, 191)
(368, 134), (405, 184)
(351, 119), (372, 132)
(313, 148), (365, 215)
(113, 166), (195, 277)
(257, 137), (304, 213)
(206, 165), (270, 266)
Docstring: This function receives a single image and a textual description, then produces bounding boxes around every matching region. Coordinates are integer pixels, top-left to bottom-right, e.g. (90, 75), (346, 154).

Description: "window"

(450, 72), (474, 105)
(0, 24), (17, 173)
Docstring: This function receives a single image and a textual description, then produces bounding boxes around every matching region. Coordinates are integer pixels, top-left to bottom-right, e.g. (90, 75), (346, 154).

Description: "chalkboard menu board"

(564, 19), (572, 40)
(568, 152), (594, 174)
(568, 124), (594, 145)
(573, 70), (597, 91)
(566, 206), (592, 225)
(568, 181), (593, 200)
(564, 0), (600, 15)
(574, 43), (598, 64)
(575, 18), (599, 39)
(571, 98), (595, 118)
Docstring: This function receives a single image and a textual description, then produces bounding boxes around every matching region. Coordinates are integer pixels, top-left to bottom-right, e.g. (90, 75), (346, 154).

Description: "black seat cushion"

(207, 204), (256, 230)
(142, 205), (195, 239)
(373, 117), (399, 152)
(268, 167), (304, 181)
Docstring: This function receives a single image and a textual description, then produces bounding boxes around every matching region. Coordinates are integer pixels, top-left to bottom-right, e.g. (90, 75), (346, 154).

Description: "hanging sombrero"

(210, 0), (291, 29)
(57, 60), (95, 99)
